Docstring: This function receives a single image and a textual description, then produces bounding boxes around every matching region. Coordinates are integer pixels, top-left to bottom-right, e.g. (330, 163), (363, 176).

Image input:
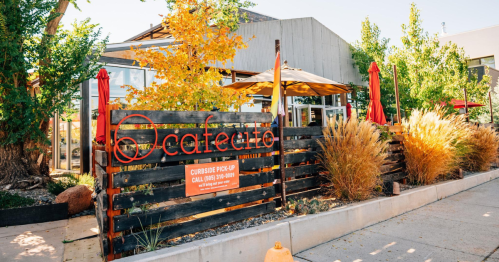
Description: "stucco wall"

(439, 25), (499, 65)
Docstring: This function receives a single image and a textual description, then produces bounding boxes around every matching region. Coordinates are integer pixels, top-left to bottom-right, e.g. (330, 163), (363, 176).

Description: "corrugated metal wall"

(216, 17), (365, 86)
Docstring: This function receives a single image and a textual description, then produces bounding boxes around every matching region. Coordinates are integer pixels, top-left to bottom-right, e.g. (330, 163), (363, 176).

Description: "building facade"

(51, 10), (364, 175)
(439, 25), (499, 90)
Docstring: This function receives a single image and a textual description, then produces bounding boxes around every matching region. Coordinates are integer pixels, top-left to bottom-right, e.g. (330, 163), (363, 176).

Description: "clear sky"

(64, 0), (499, 47)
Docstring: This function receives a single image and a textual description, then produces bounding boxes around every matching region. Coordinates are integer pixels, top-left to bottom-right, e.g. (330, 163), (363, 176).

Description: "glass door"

(295, 105), (310, 127)
(324, 107), (347, 125)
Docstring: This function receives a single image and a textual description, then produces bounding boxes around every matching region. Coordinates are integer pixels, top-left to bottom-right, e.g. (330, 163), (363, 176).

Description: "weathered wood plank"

(96, 191), (108, 211)
(380, 162), (406, 174)
(110, 110), (272, 125)
(272, 126), (323, 137)
(283, 139), (321, 150)
(381, 172), (407, 182)
(275, 176), (321, 193)
(95, 164), (108, 190)
(95, 203), (108, 233)
(95, 150), (107, 167)
(112, 202), (276, 254)
(391, 135), (404, 142)
(388, 143), (404, 152)
(112, 171), (275, 210)
(98, 233), (109, 257)
(274, 164), (321, 179)
(388, 125), (403, 133)
(113, 187), (275, 232)
(111, 127), (272, 145)
(112, 157), (274, 188)
(274, 151), (318, 165)
(112, 142), (273, 166)
(385, 153), (405, 162)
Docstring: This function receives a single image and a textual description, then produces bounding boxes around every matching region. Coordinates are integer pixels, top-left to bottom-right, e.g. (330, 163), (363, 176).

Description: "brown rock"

(55, 185), (93, 215)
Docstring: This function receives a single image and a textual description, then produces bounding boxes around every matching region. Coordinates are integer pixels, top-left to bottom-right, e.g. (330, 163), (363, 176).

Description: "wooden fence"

(93, 108), (409, 260)
(273, 126), (323, 206)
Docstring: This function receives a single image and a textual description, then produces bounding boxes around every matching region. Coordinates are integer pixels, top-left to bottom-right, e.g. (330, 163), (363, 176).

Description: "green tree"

(478, 89), (499, 123)
(350, 17), (396, 119)
(0, 0), (106, 186)
(351, 3), (490, 120)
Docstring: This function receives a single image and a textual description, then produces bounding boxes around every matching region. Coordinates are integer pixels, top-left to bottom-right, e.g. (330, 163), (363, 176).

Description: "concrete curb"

(116, 169), (499, 262)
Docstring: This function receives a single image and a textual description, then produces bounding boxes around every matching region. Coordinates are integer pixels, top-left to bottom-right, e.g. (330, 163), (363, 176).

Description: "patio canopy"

(224, 61), (349, 96)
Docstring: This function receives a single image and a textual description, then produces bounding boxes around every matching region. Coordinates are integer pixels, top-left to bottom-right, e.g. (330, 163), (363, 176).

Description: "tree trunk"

(0, 1), (70, 188)
(0, 143), (38, 186)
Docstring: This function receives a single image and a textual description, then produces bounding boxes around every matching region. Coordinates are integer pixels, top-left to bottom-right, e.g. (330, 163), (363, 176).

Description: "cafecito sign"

(113, 114), (276, 194)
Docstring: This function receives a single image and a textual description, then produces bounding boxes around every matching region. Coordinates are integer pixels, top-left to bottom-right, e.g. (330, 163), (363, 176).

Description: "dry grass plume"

(403, 108), (470, 185)
(317, 115), (388, 200)
(462, 125), (499, 172)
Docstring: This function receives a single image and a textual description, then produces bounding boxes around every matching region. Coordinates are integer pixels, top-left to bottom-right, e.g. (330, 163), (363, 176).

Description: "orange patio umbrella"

(366, 62), (386, 125)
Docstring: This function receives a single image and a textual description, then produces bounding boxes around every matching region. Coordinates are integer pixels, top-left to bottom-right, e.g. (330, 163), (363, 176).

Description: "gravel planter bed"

(6, 188), (56, 207)
(126, 197), (358, 256)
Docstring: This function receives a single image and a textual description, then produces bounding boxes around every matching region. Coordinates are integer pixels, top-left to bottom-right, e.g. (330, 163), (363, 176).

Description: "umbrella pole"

(393, 65), (402, 123)
(276, 39), (286, 206)
(489, 91), (494, 123)
(284, 87), (288, 127)
(464, 88), (469, 122)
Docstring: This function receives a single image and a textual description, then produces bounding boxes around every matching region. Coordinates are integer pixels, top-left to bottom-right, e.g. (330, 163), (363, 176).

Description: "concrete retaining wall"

(116, 169), (499, 262)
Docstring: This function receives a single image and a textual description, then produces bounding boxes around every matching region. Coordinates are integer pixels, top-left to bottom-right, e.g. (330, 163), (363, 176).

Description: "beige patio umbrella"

(225, 61), (349, 125)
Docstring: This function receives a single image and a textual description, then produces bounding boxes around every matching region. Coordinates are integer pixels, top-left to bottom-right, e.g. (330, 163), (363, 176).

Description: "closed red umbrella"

(366, 62), (386, 125)
(346, 103), (352, 120)
(96, 68), (109, 144)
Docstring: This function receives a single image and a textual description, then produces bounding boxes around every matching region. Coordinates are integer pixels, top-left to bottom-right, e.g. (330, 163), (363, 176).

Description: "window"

(294, 96), (322, 105)
(90, 66), (145, 98)
(467, 56), (495, 69)
(90, 65), (148, 140)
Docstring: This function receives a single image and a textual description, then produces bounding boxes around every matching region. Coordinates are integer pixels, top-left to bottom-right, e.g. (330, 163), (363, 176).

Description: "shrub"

(47, 179), (75, 195)
(0, 191), (35, 209)
(317, 115), (388, 200)
(461, 125), (499, 171)
(76, 173), (95, 187)
(403, 108), (470, 185)
(47, 173), (94, 195)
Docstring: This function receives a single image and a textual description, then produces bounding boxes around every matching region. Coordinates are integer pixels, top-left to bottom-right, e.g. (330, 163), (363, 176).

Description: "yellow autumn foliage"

(122, 0), (253, 112)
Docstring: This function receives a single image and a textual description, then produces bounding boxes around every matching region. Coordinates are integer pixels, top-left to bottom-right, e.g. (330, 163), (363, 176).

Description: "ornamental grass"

(461, 125), (499, 172)
(403, 108), (470, 185)
(317, 115), (388, 200)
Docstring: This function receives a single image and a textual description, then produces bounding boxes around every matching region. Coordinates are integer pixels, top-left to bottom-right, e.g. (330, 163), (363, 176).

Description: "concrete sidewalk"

(294, 179), (499, 262)
(0, 215), (102, 262)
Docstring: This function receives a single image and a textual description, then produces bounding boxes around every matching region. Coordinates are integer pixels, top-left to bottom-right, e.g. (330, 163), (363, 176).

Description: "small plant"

(76, 173), (95, 187)
(377, 126), (393, 142)
(318, 115), (388, 200)
(403, 108), (470, 185)
(0, 191), (35, 209)
(461, 125), (499, 172)
(133, 217), (165, 252)
(47, 173), (95, 195)
(47, 178), (76, 196)
(285, 198), (332, 215)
